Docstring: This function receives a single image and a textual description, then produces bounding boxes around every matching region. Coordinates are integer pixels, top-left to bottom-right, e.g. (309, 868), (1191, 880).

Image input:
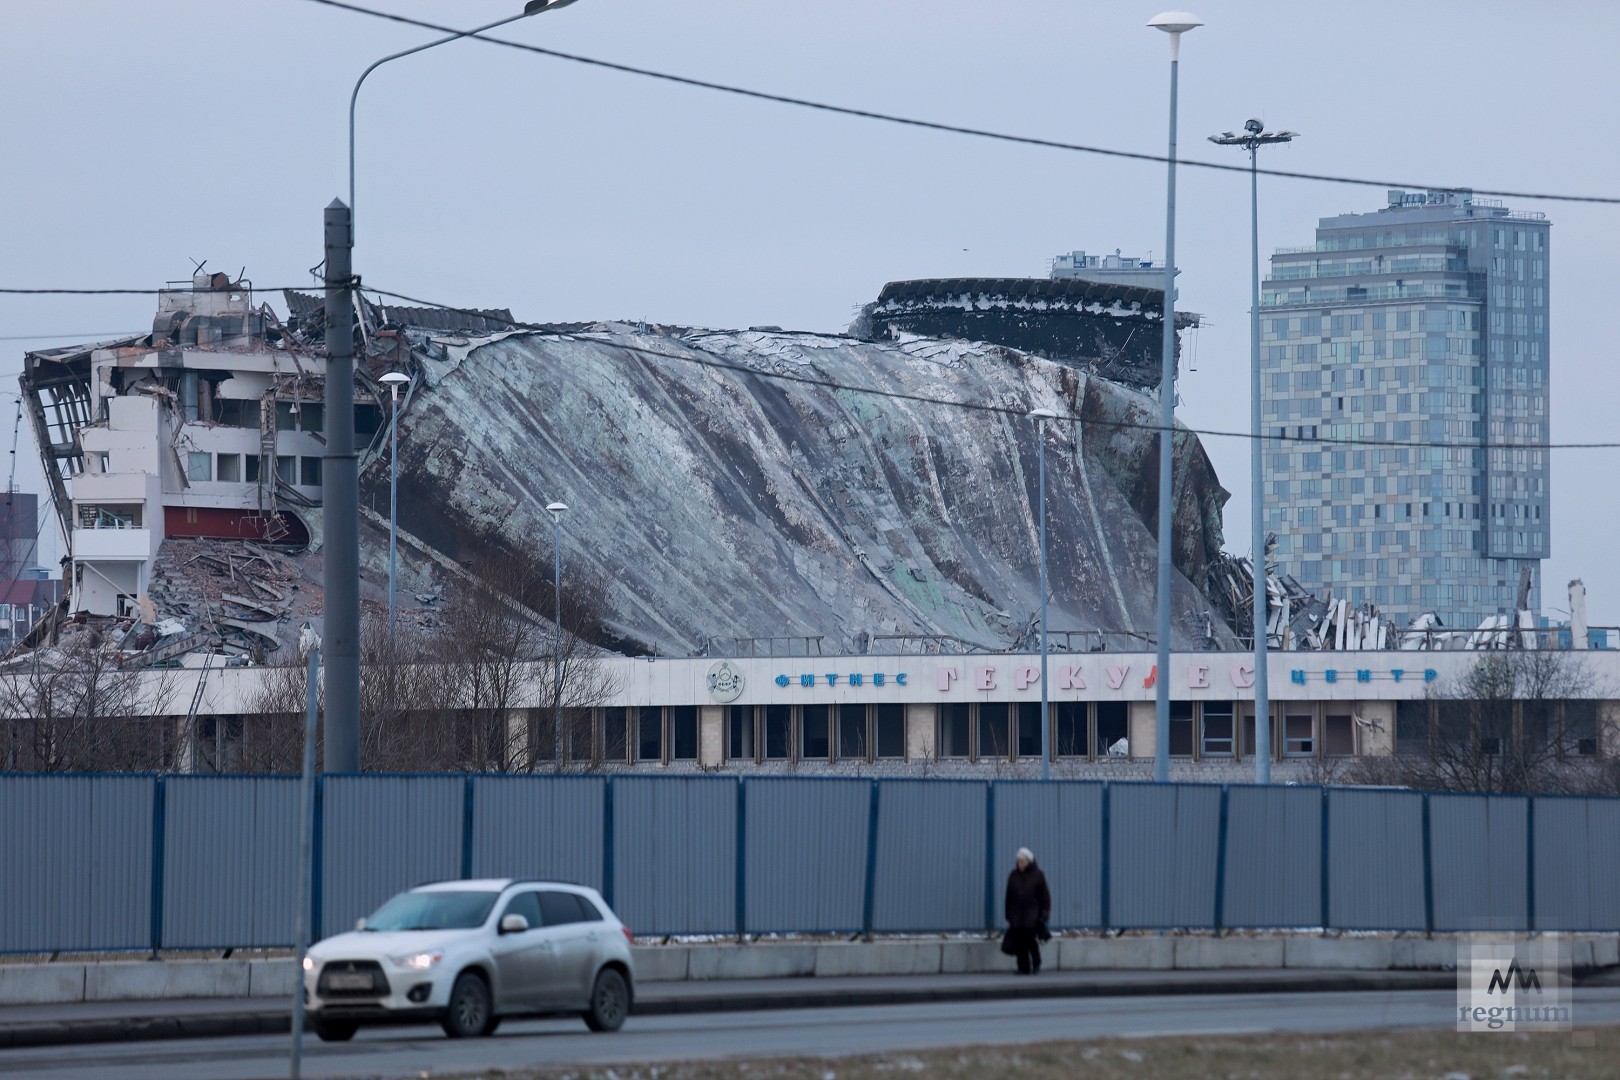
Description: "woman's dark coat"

(1004, 861), (1051, 930)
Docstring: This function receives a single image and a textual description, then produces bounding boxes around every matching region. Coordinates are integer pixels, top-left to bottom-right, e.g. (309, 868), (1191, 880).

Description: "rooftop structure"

(1050, 249), (1175, 290)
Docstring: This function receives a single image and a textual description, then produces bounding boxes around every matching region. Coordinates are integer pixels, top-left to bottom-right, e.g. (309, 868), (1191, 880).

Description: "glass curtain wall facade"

(1261, 189), (1550, 631)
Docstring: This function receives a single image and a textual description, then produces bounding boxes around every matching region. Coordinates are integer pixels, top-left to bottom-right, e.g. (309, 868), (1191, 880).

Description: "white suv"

(302, 879), (635, 1041)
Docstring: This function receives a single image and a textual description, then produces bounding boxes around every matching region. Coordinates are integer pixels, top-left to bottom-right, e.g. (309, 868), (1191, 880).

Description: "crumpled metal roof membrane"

(372, 328), (1231, 657)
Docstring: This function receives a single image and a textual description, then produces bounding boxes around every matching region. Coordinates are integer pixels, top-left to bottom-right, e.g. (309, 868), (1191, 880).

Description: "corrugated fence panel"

(1222, 785), (1322, 929)
(469, 775), (605, 889)
(612, 776), (736, 935)
(0, 775), (153, 953)
(1109, 783), (1221, 929)
(991, 781), (1104, 929)
(163, 776), (300, 948)
(1327, 788), (1425, 930)
(1533, 796), (1620, 931)
(321, 776), (465, 939)
(745, 779), (868, 933)
(872, 780), (985, 932)
(1429, 793), (1529, 932)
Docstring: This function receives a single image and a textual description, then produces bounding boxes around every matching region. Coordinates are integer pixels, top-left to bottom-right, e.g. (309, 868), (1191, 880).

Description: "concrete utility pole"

(323, 200), (360, 774)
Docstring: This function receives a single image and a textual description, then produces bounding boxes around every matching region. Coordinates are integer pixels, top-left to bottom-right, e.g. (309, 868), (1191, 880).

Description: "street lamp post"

(1147, 11), (1202, 784)
(1031, 407), (1060, 781)
(546, 501), (568, 771)
(323, 0), (585, 772)
(379, 371), (410, 647)
(348, 0), (583, 234)
(1209, 120), (1297, 784)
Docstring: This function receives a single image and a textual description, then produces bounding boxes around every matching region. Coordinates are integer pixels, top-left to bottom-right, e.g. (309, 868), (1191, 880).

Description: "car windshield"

(363, 891), (499, 932)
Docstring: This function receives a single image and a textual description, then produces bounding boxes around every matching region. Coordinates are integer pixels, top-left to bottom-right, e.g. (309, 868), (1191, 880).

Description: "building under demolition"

(9, 267), (1614, 778)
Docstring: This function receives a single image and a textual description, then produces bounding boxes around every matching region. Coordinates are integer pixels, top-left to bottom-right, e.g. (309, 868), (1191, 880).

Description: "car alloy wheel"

(442, 972), (492, 1039)
(583, 968), (628, 1032)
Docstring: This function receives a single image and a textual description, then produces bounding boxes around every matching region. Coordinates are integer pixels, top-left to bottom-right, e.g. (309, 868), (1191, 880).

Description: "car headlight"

(390, 950), (443, 971)
(302, 956), (316, 973)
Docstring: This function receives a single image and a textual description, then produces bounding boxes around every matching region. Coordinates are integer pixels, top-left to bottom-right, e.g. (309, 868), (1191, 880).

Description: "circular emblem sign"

(706, 660), (744, 703)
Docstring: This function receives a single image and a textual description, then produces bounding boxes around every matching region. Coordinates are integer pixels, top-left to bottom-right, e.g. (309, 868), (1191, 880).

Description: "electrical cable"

(304, 0), (1620, 207)
(357, 282), (1620, 453)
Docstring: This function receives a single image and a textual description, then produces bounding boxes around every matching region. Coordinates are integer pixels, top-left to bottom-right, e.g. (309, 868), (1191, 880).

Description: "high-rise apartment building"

(1260, 189), (1550, 631)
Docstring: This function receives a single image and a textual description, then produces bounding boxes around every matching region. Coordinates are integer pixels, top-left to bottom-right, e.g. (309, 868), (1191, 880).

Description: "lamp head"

(524, 0), (578, 12)
(1029, 407), (1061, 421)
(379, 371), (410, 386)
(545, 501), (568, 521)
(1244, 118), (1264, 135)
(1147, 11), (1204, 34)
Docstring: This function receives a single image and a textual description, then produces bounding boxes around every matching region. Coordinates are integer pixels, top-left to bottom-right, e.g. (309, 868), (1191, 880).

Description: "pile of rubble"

(1205, 538), (1401, 652)
(1205, 538), (1559, 653)
(137, 537), (320, 664)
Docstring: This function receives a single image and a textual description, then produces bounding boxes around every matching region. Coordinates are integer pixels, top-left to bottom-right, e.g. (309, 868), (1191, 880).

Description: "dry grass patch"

(442, 1026), (1618, 1080)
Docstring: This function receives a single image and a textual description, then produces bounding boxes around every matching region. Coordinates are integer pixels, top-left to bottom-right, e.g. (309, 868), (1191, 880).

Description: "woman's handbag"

(1000, 929), (1018, 956)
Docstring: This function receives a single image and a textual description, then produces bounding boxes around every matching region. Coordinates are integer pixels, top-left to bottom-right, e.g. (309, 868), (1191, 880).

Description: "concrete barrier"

(1058, 936), (1174, 970)
(84, 960), (250, 1002)
(813, 941), (942, 977)
(1175, 936), (1286, 969)
(1285, 937), (1396, 970)
(686, 944), (816, 981)
(1391, 938), (1460, 970)
(941, 940), (1004, 974)
(630, 945), (690, 983)
(0, 964), (85, 1005)
(247, 959), (296, 998)
(3, 933), (1616, 1005)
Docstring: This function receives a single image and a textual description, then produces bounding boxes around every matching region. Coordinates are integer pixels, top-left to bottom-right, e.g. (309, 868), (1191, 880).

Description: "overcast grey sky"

(3, 1), (1617, 625)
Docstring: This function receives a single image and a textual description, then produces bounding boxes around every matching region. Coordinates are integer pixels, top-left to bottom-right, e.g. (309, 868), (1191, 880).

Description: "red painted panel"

(162, 506), (309, 545)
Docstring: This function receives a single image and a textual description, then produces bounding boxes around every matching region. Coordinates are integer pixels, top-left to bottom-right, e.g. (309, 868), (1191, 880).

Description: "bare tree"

(0, 623), (179, 772)
(1347, 650), (1605, 794)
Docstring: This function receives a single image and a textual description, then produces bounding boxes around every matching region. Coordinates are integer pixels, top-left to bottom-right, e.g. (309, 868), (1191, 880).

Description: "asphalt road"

(8, 987), (1620, 1080)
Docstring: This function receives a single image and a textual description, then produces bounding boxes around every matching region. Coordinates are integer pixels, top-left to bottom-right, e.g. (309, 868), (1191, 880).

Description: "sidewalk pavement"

(0, 968), (1459, 1049)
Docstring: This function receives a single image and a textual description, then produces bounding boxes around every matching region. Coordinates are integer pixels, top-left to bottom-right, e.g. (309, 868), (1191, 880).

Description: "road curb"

(0, 970), (1465, 1049)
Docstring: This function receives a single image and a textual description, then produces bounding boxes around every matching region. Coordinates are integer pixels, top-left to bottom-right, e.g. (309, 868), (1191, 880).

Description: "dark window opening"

(669, 705), (698, 760)
(939, 703), (970, 758)
(1096, 702), (1128, 757)
(1055, 701), (1088, 757)
(728, 704), (755, 761)
(875, 703), (905, 759)
(636, 706), (662, 761)
(1324, 713), (1356, 756)
(800, 704), (830, 760)
(1396, 700), (1430, 755)
(763, 704), (791, 760)
(977, 703), (1010, 760)
(837, 704), (867, 760)
(1015, 702), (1042, 759)
(1169, 701), (1195, 757)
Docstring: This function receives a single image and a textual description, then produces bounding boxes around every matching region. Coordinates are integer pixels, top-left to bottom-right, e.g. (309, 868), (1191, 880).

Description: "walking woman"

(1003, 846), (1051, 975)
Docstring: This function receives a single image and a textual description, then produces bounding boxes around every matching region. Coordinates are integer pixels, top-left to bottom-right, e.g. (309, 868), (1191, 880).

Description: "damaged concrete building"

(13, 266), (1613, 778)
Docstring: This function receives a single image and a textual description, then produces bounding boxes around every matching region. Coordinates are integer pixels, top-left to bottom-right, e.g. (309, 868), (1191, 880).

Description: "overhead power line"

(357, 283), (1620, 454)
(305, 0), (1620, 207)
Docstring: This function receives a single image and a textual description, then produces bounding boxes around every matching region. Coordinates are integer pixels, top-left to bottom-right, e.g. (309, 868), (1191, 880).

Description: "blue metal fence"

(2, 772), (1618, 954)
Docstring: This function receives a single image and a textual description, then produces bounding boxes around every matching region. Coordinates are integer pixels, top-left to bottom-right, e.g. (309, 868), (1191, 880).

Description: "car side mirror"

(499, 914), (529, 935)
(355, 918), (367, 931)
